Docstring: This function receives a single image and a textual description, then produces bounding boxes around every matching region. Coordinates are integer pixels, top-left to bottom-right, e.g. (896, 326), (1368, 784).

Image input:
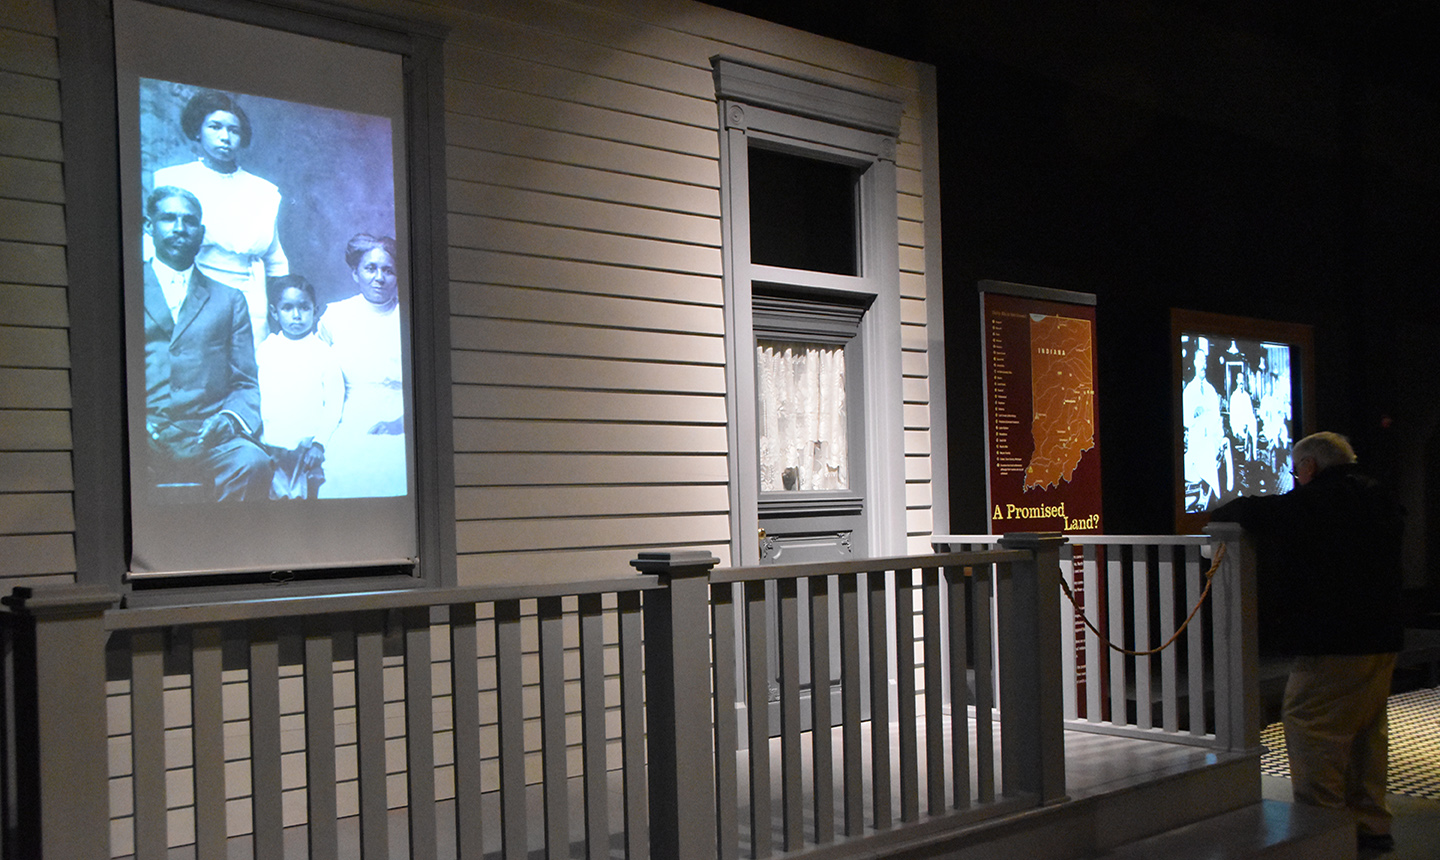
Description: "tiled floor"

(1263, 777), (1440, 860)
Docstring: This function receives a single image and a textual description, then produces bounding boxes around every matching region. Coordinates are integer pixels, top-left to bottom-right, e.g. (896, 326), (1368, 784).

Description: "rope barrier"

(1057, 543), (1227, 657)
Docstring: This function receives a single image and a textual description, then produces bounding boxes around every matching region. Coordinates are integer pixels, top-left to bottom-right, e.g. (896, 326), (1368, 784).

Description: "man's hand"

(197, 413), (237, 447)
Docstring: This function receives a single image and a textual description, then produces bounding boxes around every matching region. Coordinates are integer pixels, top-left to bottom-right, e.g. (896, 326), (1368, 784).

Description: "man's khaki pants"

(1283, 653), (1398, 836)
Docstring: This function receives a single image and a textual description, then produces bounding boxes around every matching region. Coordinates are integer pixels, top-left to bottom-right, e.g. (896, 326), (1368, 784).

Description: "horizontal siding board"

(451, 284), (724, 332)
(453, 419), (728, 454)
(447, 81), (718, 159)
(455, 484), (728, 520)
(0, 285), (66, 326)
(904, 429), (932, 456)
(455, 543), (730, 586)
(0, 491), (73, 534)
(0, 532), (74, 576)
(454, 452), (728, 486)
(450, 20), (717, 103)
(450, 250), (722, 303)
(447, 128), (719, 196)
(0, 241), (65, 287)
(569, 0), (921, 94)
(0, 70), (59, 123)
(452, 351), (726, 393)
(898, 244), (925, 274)
(0, 27), (58, 77)
(901, 296), (926, 325)
(450, 214), (722, 275)
(902, 378), (929, 403)
(0, 367), (68, 408)
(0, 451), (71, 492)
(455, 512), (729, 554)
(904, 455), (931, 482)
(0, 199), (64, 244)
(447, 46), (718, 129)
(896, 193), (922, 222)
(0, 115), (61, 162)
(451, 317), (725, 363)
(0, 325), (68, 367)
(0, 409), (70, 449)
(452, 386), (726, 423)
(901, 324), (928, 352)
(903, 404), (930, 430)
(448, 182), (720, 246)
(900, 271), (926, 300)
(0, 155), (64, 203)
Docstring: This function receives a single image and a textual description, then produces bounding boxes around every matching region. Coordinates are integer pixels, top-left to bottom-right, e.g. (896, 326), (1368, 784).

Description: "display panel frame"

(59, 0), (454, 596)
(1172, 309), (1314, 534)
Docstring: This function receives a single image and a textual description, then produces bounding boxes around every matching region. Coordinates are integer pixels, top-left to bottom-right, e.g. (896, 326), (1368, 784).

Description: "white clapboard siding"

(0, 9), (75, 585)
(433, 0), (940, 586)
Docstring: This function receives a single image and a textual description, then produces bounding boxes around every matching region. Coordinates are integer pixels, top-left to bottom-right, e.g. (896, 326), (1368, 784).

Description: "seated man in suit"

(143, 186), (270, 500)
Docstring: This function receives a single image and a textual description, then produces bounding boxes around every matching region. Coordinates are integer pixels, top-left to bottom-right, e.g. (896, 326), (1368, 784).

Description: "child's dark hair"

(268, 274), (321, 318)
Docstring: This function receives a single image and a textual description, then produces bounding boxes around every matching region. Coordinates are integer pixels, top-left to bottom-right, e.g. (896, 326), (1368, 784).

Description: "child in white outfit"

(256, 274), (343, 498)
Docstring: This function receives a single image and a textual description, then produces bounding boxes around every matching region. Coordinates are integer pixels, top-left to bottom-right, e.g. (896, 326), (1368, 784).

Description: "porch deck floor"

(227, 716), (1234, 860)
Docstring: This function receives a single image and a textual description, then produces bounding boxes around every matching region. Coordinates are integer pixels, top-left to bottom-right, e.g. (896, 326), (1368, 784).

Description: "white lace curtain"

(756, 339), (848, 491)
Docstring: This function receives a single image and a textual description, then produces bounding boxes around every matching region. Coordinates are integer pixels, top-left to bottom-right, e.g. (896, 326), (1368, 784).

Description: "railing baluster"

(1082, 545), (1101, 723)
(710, 584), (739, 860)
(1108, 548), (1126, 725)
(1133, 547), (1153, 731)
(895, 568), (919, 823)
(130, 630), (166, 860)
(838, 572), (863, 836)
(868, 570), (892, 831)
(1159, 548), (1178, 732)
(448, 603), (484, 860)
(250, 621), (284, 860)
(777, 577), (803, 851)
(743, 579), (772, 858)
(404, 607), (437, 860)
(494, 599), (527, 860)
(945, 566), (971, 810)
(972, 565), (995, 804)
(355, 612), (391, 859)
(617, 590), (649, 860)
(578, 593), (609, 860)
(1060, 550), (1078, 721)
(808, 575), (834, 845)
(1185, 544), (1207, 735)
(191, 626), (226, 859)
(305, 616), (339, 860)
(922, 567), (944, 816)
(538, 596), (569, 859)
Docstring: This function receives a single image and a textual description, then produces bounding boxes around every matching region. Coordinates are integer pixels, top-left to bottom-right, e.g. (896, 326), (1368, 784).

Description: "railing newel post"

(995, 533), (1068, 805)
(1204, 521), (1260, 752)
(631, 550), (721, 860)
(2, 585), (119, 860)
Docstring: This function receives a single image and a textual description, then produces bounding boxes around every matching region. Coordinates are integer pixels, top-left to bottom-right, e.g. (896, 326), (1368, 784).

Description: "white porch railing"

(0, 526), (1256, 860)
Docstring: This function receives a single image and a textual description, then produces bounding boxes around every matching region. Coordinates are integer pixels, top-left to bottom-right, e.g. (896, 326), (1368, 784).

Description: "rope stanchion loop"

(1058, 542), (1227, 657)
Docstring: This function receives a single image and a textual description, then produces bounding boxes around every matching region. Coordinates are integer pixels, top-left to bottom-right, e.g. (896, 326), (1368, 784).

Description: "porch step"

(1095, 800), (1355, 860)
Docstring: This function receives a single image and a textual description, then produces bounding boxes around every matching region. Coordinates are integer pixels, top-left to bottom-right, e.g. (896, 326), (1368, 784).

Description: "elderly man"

(1211, 431), (1404, 853)
(142, 186), (270, 500)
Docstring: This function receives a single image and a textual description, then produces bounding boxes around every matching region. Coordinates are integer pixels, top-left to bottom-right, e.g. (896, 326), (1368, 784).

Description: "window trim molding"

(57, 0), (455, 597)
(714, 56), (906, 565)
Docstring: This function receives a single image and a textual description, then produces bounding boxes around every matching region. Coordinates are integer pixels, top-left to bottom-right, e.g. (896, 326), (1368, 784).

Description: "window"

(714, 59), (905, 564)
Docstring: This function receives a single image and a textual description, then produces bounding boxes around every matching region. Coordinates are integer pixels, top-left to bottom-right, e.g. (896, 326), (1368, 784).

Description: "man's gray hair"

(1293, 431), (1357, 473)
(145, 185), (203, 219)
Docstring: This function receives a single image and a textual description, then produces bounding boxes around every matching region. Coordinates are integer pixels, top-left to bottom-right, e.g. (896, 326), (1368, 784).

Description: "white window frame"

(715, 58), (907, 564)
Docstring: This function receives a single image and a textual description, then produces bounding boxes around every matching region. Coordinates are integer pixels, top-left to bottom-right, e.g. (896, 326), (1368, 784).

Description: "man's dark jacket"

(1210, 463), (1404, 656)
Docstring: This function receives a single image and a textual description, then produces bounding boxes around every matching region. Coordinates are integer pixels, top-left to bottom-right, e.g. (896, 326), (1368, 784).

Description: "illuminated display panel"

(1172, 310), (1314, 534)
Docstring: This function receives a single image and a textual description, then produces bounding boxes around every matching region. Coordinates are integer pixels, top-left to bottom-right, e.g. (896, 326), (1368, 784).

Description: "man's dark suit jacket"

(143, 263), (261, 449)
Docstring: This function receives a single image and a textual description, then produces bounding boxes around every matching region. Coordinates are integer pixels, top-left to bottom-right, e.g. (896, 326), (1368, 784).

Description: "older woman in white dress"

(317, 233), (407, 498)
(152, 90), (287, 349)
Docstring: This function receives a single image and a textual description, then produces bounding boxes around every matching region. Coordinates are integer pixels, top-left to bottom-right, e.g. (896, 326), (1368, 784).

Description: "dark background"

(700, 0), (1440, 599)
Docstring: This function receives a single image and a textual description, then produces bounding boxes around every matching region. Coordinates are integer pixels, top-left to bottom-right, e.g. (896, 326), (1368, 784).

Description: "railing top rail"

(933, 533), (1216, 547)
(710, 548), (1030, 584)
(101, 575), (663, 632)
